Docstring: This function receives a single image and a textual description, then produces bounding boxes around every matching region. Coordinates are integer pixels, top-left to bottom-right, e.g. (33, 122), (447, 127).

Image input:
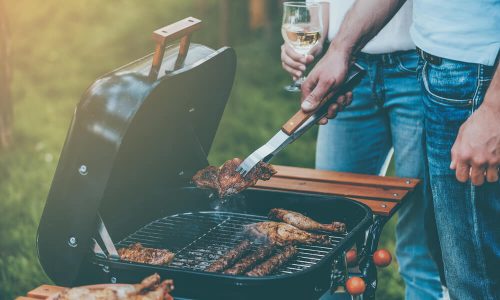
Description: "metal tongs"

(236, 63), (366, 177)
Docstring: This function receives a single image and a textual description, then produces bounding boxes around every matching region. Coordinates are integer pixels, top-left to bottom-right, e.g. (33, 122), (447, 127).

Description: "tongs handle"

(281, 63), (366, 135)
(149, 17), (202, 81)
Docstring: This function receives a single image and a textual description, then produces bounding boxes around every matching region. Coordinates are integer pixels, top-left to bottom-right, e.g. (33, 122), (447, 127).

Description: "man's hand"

(281, 43), (322, 80)
(300, 49), (353, 125)
(451, 94), (500, 186)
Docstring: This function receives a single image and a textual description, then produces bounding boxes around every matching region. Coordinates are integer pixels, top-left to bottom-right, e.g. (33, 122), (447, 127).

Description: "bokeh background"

(0, 0), (404, 299)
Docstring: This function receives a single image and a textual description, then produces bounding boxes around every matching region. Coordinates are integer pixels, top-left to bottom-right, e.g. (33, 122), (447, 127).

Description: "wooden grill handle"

(281, 64), (365, 135)
(281, 94), (330, 135)
(149, 17), (202, 81)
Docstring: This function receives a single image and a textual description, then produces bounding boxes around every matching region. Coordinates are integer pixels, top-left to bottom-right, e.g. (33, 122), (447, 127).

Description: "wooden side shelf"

(255, 165), (420, 216)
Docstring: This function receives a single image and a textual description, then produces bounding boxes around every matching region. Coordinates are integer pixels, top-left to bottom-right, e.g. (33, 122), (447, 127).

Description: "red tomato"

(346, 249), (357, 266)
(373, 249), (392, 267)
(345, 277), (366, 296)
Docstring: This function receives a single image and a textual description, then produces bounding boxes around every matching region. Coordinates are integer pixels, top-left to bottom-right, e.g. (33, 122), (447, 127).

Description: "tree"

(0, 0), (12, 150)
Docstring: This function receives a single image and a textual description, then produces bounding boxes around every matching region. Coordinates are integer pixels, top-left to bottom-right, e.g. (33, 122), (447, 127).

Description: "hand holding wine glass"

(281, 2), (323, 92)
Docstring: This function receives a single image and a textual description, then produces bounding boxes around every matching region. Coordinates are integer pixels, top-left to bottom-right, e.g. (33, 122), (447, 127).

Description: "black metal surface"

(37, 44), (236, 285)
(88, 188), (373, 300)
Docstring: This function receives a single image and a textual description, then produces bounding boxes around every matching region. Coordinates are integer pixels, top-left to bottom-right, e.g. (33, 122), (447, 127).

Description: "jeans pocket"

(422, 60), (479, 107)
(397, 52), (419, 73)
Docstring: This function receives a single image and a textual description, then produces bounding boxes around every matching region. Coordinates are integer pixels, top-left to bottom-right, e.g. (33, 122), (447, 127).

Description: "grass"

(0, 1), (403, 299)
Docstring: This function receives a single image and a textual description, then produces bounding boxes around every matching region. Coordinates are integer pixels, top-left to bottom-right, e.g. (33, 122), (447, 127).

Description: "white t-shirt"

(309, 0), (415, 54)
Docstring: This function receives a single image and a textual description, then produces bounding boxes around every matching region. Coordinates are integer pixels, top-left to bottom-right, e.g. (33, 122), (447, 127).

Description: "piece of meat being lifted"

(246, 245), (298, 276)
(269, 208), (346, 233)
(192, 158), (277, 198)
(245, 222), (331, 246)
(118, 243), (175, 266)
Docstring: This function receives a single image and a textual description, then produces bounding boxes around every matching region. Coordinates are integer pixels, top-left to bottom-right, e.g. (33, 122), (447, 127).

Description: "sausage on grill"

(223, 244), (275, 275)
(205, 240), (252, 272)
(246, 245), (298, 276)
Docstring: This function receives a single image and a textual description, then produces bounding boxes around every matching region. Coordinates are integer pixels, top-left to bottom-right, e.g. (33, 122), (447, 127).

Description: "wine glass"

(282, 2), (323, 92)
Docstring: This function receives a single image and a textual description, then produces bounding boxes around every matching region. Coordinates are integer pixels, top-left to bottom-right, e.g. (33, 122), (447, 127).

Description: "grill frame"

(90, 188), (373, 299)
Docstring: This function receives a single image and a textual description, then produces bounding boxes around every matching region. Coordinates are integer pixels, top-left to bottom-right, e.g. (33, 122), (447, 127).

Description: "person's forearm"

(482, 63), (500, 112)
(329, 0), (407, 57)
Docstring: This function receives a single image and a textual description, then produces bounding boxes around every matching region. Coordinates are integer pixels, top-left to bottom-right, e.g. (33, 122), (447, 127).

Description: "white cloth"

(308, 0), (415, 54)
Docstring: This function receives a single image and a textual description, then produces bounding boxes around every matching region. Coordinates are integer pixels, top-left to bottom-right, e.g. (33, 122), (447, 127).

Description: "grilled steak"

(223, 244), (275, 275)
(246, 245), (297, 276)
(55, 273), (174, 300)
(205, 240), (252, 272)
(192, 158), (277, 198)
(245, 221), (331, 246)
(191, 165), (220, 191)
(118, 243), (175, 266)
(269, 208), (346, 233)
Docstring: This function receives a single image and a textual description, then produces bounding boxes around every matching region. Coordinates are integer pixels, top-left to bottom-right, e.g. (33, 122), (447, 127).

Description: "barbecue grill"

(37, 18), (375, 299)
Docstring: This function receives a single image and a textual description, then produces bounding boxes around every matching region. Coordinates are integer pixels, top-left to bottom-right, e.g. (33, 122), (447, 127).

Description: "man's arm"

(451, 63), (500, 185)
(301, 0), (407, 122)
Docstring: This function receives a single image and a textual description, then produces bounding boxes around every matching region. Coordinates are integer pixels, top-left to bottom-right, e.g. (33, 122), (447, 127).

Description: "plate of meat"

(48, 273), (174, 300)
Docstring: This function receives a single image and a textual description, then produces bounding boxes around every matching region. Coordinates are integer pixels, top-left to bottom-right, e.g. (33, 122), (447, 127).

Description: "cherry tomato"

(345, 277), (366, 296)
(373, 249), (392, 267)
(346, 249), (357, 267)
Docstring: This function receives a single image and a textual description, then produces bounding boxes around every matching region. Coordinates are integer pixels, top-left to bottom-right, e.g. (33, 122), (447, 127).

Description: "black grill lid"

(37, 43), (236, 285)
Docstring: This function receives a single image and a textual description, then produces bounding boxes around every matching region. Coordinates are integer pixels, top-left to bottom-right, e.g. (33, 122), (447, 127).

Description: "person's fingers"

(305, 54), (315, 64)
(336, 95), (347, 107)
(326, 103), (339, 119)
(486, 165), (499, 183)
(282, 61), (302, 78)
(281, 52), (306, 73)
(284, 43), (307, 63)
(301, 77), (335, 112)
(455, 162), (471, 183)
(345, 92), (353, 106)
(318, 118), (328, 125)
(470, 165), (486, 186)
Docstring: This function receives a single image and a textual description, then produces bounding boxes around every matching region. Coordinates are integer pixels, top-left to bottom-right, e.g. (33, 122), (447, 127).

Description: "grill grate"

(116, 211), (348, 276)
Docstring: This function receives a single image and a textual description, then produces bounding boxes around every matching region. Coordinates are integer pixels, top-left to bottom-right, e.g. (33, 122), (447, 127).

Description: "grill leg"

(357, 216), (387, 300)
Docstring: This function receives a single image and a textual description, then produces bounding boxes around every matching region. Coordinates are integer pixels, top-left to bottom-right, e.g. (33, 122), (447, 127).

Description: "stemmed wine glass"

(282, 2), (323, 92)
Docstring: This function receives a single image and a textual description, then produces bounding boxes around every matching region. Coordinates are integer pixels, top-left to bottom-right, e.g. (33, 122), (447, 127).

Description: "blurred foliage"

(0, 0), (403, 299)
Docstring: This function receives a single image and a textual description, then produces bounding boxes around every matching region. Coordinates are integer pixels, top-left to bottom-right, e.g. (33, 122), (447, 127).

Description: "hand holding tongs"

(236, 63), (366, 177)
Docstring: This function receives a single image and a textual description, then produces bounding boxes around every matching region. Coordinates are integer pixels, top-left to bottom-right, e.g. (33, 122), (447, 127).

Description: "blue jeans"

(316, 51), (443, 299)
(420, 54), (500, 300)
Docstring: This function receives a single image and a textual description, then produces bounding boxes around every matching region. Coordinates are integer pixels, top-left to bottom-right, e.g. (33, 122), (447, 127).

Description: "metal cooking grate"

(116, 211), (348, 276)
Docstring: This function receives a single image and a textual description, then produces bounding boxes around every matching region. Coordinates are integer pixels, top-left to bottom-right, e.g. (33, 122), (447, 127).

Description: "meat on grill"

(245, 222), (331, 246)
(223, 244), (275, 275)
(118, 243), (175, 266)
(192, 158), (277, 198)
(269, 208), (346, 233)
(55, 273), (174, 300)
(205, 240), (252, 272)
(246, 245), (298, 276)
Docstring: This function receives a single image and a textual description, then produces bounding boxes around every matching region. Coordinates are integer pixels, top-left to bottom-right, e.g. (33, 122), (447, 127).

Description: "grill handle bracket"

(149, 17), (202, 81)
(94, 214), (120, 261)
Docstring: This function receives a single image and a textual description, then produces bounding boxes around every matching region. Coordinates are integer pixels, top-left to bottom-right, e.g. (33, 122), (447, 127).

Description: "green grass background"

(0, 1), (403, 299)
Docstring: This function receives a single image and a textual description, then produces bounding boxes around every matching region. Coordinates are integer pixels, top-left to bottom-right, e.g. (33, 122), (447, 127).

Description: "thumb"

(301, 79), (332, 112)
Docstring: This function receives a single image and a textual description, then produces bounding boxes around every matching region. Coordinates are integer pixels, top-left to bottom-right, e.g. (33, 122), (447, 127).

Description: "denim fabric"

(316, 51), (443, 299)
(420, 56), (500, 300)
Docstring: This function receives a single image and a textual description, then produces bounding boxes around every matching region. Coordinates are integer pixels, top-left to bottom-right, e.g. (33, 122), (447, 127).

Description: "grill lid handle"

(149, 17), (202, 81)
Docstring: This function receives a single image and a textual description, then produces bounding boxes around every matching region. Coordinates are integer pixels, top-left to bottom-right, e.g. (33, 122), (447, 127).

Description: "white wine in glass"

(282, 2), (323, 92)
